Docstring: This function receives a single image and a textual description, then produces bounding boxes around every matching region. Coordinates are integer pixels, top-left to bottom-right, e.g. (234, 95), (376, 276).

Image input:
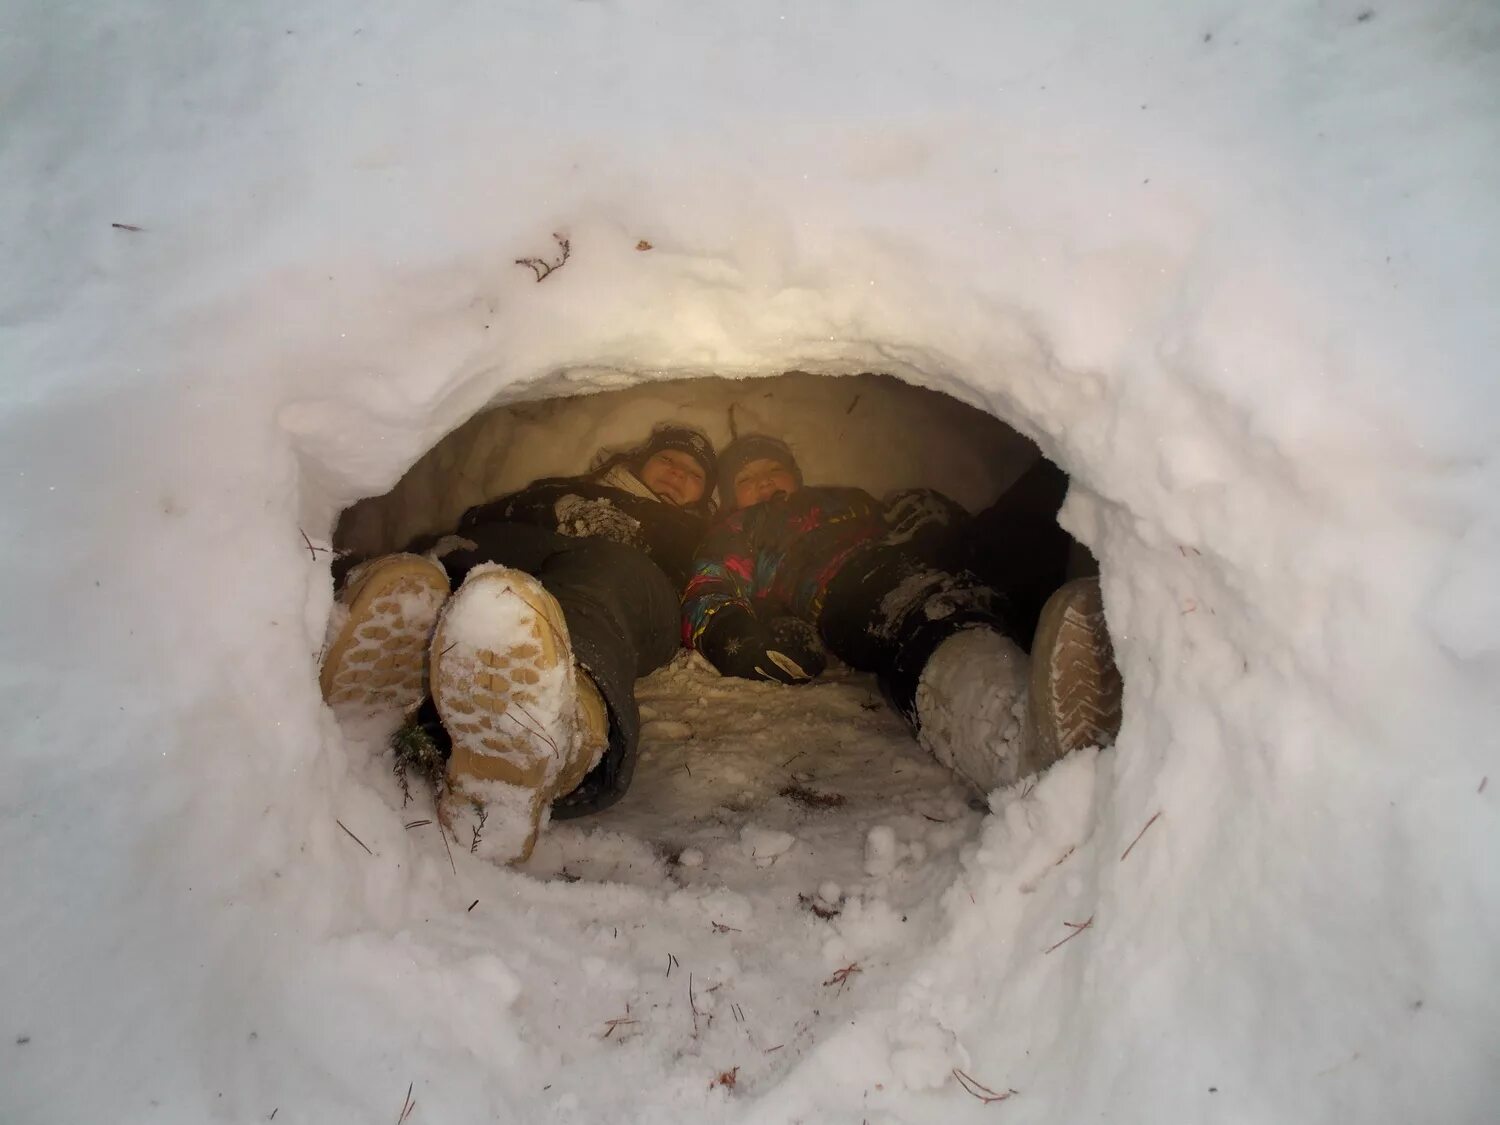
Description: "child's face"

(733, 458), (799, 509)
(639, 449), (707, 506)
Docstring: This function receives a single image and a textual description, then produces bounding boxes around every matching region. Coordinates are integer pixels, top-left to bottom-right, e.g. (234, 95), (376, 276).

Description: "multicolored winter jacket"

(682, 486), (889, 647)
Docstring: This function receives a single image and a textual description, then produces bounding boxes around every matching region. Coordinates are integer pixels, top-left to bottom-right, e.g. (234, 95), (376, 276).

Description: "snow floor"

(336, 653), (988, 1114)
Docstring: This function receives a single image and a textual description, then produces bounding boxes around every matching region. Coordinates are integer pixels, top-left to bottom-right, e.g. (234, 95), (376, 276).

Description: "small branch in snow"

(336, 819), (372, 855)
(112, 222), (144, 232)
(467, 899), (479, 912)
(396, 1081), (416, 1124)
(602, 1016), (639, 1039)
(1052, 845), (1076, 867)
(666, 952), (679, 978)
(300, 529), (332, 561)
(433, 796), (459, 875)
(711, 921), (741, 934)
(1042, 915), (1094, 955)
(1120, 811), (1162, 862)
(469, 804), (488, 854)
(403, 819), (432, 830)
(952, 1069), (1018, 1105)
(822, 963), (862, 996)
(635, 239), (653, 251)
(710, 1066), (738, 1090)
(763, 1043), (783, 1054)
(515, 233), (571, 282)
(689, 973), (701, 1036)
(732, 1002), (745, 1024)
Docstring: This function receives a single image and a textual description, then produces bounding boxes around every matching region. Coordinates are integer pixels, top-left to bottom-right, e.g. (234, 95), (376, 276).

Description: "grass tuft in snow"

(390, 714), (447, 807)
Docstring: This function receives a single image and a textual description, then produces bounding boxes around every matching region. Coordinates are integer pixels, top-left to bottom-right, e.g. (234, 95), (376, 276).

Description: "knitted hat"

(717, 434), (803, 509)
(635, 424), (718, 491)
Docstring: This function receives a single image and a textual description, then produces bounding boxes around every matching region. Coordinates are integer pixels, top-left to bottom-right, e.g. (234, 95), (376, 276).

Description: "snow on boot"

(430, 565), (606, 864)
(320, 553), (451, 711)
(914, 626), (1032, 794)
(1022, 576), (1123, 775)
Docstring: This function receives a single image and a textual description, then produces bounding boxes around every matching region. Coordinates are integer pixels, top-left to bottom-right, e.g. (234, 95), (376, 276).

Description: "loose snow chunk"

(677, 847), (704, 868)
(640, 718), (694, 741)
(818, 881), (842, 906)
(889, 1018), (967, 1092)
(864, 825), (899, 877)
(739, 824), (795, 866)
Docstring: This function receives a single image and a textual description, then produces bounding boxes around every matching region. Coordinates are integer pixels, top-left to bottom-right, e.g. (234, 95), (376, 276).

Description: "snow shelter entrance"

(329, 370), (1103, 889)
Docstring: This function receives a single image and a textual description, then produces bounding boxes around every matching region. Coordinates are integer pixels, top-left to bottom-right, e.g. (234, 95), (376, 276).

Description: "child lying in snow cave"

(682, 434), (1123, 795)
(320, 423), (719, 863)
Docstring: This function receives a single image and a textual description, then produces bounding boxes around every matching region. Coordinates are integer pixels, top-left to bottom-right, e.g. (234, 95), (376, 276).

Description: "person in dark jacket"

(321, 423), (717, 863)
(683, 434), (1122, 795)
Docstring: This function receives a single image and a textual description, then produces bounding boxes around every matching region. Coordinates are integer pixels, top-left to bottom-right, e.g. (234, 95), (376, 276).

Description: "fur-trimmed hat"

(636, 424), (718, 491)
(717, 433), (802, 509)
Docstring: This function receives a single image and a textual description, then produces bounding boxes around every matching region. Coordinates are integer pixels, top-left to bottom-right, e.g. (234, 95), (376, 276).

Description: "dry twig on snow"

(602, 1016), (639, 1039)
(515, 233), (571, 281)
(395, 1082), (416, 1124)
(1042, 915), (1094, 955)
(336, 819), (372, 855)
(1120, 810), (1163, 861)
(822, 963), (862, 996)
(952, 1068), (1018, 1104)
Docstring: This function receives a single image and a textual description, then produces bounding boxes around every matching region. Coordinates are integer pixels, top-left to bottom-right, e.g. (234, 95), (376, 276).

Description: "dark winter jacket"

(459, 475), (707, 591)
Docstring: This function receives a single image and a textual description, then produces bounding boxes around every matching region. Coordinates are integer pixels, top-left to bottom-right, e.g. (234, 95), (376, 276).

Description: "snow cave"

(7, 3), (1497, 1124)
(330, 368), (1090, 875)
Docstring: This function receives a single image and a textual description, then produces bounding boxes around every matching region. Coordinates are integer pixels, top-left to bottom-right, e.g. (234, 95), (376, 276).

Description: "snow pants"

(817, 458), (1077, 726)
(433, 523), (682, 817)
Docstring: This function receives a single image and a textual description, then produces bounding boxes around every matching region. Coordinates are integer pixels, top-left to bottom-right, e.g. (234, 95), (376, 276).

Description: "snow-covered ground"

(4, 0), (1499, 1122)
(334, 654), (991, 1122)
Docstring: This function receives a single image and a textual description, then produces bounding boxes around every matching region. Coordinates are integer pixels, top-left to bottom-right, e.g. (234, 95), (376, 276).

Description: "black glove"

(700, 606), (824, 684)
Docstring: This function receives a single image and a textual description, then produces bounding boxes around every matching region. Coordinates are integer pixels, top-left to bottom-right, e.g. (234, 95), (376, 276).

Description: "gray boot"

(914, 578), (1123, 796)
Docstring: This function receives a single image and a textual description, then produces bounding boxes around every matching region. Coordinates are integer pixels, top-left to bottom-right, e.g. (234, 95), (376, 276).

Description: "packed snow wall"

(4, 1), (1498, 1123)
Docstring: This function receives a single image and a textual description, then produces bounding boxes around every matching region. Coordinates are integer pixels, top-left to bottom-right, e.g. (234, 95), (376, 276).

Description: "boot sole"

(1028, 578), (1124, 769)
(320, 554), (450, 710)
(430, 566), (575, 862)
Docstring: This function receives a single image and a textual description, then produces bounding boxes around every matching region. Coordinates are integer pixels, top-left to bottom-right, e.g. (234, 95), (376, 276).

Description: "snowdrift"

(3, 1), (1497, 1122)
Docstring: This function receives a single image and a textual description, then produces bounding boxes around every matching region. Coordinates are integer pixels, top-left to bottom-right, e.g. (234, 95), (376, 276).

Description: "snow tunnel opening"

(321, 369), (1120, 892)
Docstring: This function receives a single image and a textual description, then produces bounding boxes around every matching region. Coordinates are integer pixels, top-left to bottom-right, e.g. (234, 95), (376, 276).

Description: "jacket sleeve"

(681, 517), (758, 650)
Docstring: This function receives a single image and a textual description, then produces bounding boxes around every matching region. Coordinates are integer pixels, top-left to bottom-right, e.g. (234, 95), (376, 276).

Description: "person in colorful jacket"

(322, 424), (717, 863)
(683, 434), (1123, 794)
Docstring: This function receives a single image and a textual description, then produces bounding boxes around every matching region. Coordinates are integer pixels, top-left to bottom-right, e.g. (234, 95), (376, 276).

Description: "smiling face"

(732, 457), (800, 509)
(638, 448), (708, 507)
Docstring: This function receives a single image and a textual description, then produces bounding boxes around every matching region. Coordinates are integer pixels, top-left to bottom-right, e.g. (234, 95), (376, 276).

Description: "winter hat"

(717, 433), (803, 509)
(635, 424), (718, 490)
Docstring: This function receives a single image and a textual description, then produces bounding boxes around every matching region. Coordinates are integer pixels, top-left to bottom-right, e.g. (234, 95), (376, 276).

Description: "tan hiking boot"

(320, 553), (451, 711)
(1022, 576), (1123, 775)
(430, 565), (608, 864)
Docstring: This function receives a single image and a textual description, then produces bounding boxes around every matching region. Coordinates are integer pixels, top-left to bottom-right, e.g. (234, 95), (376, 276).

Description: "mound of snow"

(3, 1), (1497, 1122)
